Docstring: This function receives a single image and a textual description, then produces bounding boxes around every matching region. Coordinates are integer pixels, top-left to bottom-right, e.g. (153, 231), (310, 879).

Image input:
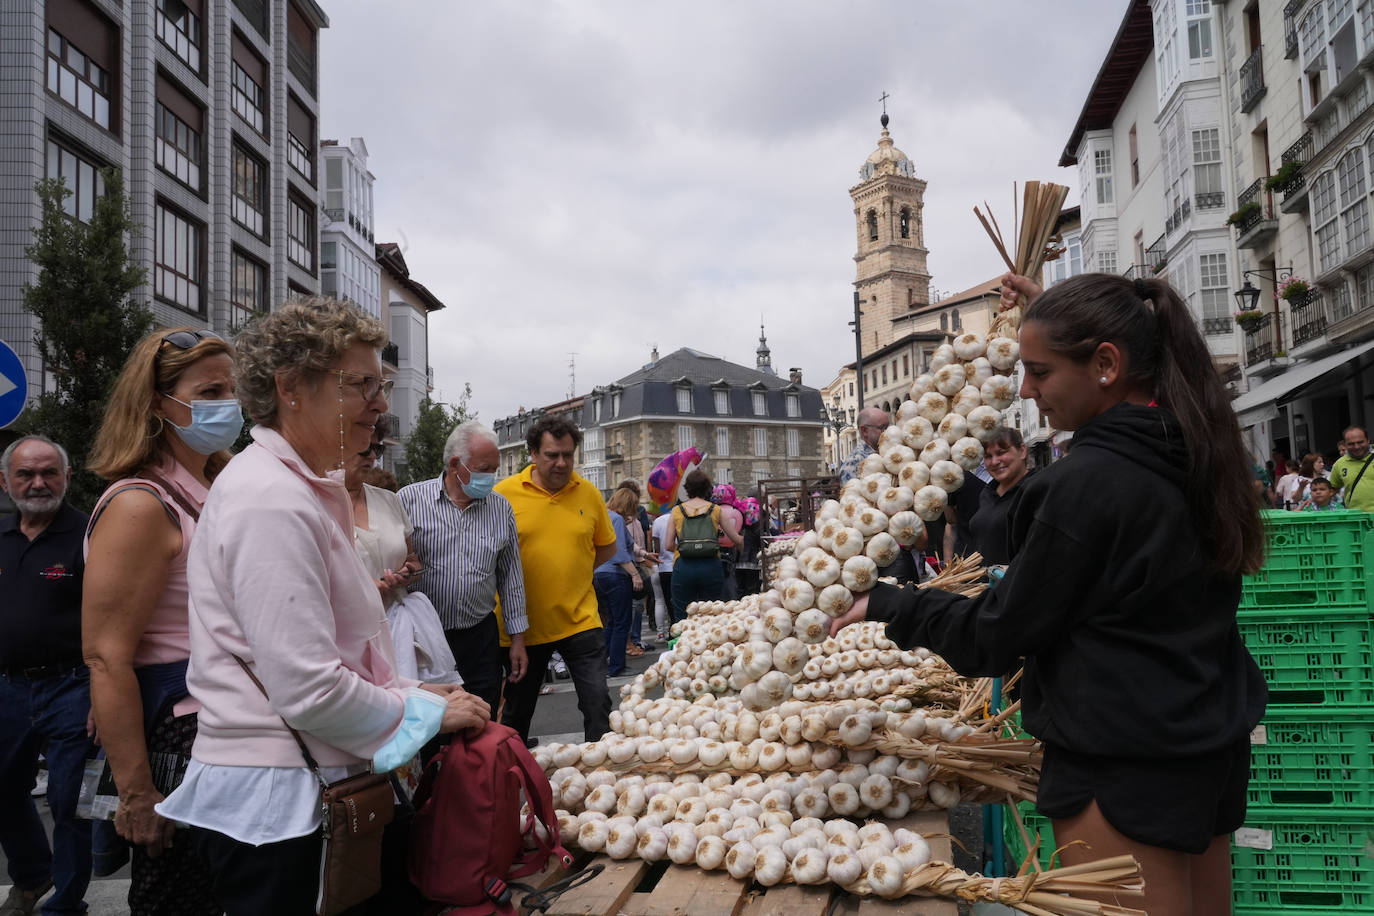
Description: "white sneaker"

(30, 770), (47, 797)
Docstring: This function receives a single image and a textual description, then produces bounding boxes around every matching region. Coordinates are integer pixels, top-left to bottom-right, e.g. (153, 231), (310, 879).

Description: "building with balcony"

(820, 367), (857, 472)
(1219, 0), (1374, 463)
(492, 348), (827, 496)
(0, 0), (328, 394)
(376, 241), (443, 480)
(319, 136), (379, 320)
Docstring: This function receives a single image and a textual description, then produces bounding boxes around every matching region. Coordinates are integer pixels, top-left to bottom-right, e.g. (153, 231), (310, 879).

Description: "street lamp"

(1234, 266), (1293, 313)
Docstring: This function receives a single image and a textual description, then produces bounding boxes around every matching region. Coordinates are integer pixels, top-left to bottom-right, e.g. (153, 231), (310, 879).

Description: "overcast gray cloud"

(318, 1), (1128, 421)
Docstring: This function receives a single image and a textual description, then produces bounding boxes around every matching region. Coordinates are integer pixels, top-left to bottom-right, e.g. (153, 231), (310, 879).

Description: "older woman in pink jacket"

(156, 299), (487, 916)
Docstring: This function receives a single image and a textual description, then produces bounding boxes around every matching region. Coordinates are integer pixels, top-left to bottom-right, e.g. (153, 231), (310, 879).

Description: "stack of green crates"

(998, 712), (1058, 872)
(1231, 509), (1374, 914)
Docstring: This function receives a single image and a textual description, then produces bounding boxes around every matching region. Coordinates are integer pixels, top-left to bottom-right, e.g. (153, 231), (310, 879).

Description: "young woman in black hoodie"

(829, 272), (1267, 914)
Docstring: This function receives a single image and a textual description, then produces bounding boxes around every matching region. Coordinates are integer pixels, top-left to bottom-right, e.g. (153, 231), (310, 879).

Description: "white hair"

(1, 435), (70, 479)
(443, 420), (498, 468)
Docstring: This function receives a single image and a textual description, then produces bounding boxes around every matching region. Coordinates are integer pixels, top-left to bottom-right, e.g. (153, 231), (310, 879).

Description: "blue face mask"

(166, 396), (244, 454)
(459, 461), (497, 500)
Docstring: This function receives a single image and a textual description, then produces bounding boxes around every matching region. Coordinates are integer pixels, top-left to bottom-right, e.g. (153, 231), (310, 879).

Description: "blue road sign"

(0, 339), (29, 429)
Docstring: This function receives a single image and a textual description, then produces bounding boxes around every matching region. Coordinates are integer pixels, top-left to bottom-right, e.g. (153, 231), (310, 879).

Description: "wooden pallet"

(520, 811), (958, 916)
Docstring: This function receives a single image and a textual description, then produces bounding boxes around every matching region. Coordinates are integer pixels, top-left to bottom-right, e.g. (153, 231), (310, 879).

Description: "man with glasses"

(0, 436), (94, 916)
(399, 421), (527, 718)
(1332, 426), (1374, 512)
(838, 406), (890, 483)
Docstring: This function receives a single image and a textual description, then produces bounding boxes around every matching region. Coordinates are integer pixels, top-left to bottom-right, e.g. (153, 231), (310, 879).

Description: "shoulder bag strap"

(142, 470), (201, 522)
(1349, 455), (1373, 503)
(231, 654), (329, 791)
(86, 483), (177, 539)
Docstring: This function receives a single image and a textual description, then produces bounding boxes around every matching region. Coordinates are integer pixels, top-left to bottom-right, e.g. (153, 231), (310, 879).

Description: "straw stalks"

(974, 181), (1070, 338)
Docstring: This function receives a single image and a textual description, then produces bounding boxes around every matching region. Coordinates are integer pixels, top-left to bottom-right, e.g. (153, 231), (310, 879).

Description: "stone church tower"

(851, 113), (931, 356)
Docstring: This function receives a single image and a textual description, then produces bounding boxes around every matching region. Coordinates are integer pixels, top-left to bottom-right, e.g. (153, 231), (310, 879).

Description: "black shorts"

(1035, 736), (1250, 854)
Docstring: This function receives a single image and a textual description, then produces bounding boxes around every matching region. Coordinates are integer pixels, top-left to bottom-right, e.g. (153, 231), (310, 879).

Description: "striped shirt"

(398, 476), (528, 636)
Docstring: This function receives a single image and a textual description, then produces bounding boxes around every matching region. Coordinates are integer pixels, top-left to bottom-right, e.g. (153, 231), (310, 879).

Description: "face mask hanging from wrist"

(166, 397), (244, 454)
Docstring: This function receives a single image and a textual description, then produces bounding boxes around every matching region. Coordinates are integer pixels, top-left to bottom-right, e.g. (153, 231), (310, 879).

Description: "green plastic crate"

(1240, 511), (1374, 616)
(1248, 713), (1374, 809)
(1231, 809), (1374, 912)
(1003, 801), (1058, 872)
(1238, 614), (1374, 710)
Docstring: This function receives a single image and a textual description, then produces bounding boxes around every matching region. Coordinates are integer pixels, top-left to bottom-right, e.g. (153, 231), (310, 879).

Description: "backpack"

(409, 722), (572, 915)
(676, 505), (720, 558)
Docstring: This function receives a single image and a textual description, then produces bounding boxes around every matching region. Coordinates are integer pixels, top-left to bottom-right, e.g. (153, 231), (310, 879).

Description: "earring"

(1099, 377), (1107, 384)
(291, 400), (297, 407)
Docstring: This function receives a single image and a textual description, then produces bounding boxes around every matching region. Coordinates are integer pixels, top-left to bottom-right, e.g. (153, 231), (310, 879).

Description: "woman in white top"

(650, 510), (675, 640)
(1275, 453), (1323, 509)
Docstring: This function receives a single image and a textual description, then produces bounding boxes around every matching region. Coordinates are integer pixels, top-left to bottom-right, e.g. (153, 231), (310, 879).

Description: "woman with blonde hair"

(83, 327), (240, 915)
(154, 299), (488, 914)
(597, 486), (643, 676)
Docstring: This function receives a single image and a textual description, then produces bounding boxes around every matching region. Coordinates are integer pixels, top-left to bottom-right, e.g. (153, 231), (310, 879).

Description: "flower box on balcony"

(1280, 278), (1310, 300)
(1226, 201), (1262, 226)
(1234, 312), (1266, 332)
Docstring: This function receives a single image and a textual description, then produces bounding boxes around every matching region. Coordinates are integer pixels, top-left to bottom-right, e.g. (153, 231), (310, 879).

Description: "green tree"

(19, 169), (152, 509)
(400, 383), (475, 485)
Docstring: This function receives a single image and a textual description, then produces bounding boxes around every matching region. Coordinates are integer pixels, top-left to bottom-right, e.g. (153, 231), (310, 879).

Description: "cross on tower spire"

(879, 91), (890, 129)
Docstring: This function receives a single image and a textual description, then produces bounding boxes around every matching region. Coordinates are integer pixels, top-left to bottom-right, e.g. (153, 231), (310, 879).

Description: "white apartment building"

(376, 241), (442, 478)
(1220, 0), (1374, 462)
(0, 0), (328, 394)
(319, 136), (380, 321)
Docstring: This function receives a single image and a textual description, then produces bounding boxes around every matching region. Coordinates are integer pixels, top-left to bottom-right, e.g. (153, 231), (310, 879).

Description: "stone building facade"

(0, 0), (328, 394)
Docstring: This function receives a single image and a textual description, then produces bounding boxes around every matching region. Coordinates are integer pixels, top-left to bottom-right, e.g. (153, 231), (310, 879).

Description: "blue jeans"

(0, 667), (95, 915)
(594, 570), (633, 676)
(670, 555), (725, 620)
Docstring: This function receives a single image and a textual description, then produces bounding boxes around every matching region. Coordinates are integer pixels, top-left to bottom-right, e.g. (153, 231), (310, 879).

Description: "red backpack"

(409, 722), (573, 915)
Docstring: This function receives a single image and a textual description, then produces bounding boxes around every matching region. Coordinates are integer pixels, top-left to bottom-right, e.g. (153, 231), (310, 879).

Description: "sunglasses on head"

(161, 329), (223, 351)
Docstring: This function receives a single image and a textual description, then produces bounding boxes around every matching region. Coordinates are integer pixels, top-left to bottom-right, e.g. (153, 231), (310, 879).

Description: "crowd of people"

(0, 297), (761, 916)
(1260, 427), (1372, 512)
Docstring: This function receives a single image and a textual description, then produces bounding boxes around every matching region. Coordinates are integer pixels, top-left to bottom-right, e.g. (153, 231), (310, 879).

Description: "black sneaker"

(524, 736), (539, 749)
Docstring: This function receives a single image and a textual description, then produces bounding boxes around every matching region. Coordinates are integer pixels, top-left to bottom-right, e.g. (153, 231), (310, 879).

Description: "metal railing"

(384, 413), (401, 438)
(1278, 131), (1313, 199)
(1243, 312), (1279, 364)
(1283, 0), (1305, 58)
(1240, 47), (1266, 112)
(382, 341), (400, 366)
(1166, 197), (1192, 235)
(1195, 191), (1226, 209)
(288, 37), (316, 95)
(324, 207), (344, 223)
(1145, 233), (1167, 273)
(1233, 178), (1272, 236)
(1289, 288), (1328, 345)
(426, 366), (435, 388)
(1203, 317), (1234, 336)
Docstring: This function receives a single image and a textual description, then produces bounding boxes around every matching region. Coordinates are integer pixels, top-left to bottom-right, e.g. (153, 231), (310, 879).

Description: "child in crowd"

(1299, 477), (1343, 511)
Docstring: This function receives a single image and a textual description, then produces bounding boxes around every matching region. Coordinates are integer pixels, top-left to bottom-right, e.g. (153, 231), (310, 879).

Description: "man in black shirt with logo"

(0, 436), (93, 916)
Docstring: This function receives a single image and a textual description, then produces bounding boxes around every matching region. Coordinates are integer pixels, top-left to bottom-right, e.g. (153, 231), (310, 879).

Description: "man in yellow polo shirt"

(1332, 425), (1374, 512)
(495, 415), (618, 742)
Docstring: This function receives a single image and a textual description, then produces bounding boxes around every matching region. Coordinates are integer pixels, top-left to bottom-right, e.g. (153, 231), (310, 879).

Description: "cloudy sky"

(318, 2), (1127, 422)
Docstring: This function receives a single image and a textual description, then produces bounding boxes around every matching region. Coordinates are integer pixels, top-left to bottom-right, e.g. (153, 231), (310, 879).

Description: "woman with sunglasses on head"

(153, 300), (488, 915)
(828, 273), (1268, 914)
(82, 327), (238, 916)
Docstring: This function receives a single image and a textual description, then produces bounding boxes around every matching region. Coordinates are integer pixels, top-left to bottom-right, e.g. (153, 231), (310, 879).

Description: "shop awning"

(1230, 340), (1374, 427)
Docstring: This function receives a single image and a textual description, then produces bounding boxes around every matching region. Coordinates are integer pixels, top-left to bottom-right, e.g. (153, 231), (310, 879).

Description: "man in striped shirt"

(399, 421), (528, 716)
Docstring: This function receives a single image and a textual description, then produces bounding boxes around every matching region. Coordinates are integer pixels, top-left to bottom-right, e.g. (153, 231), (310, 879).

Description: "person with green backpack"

(662, 470), (742, 621)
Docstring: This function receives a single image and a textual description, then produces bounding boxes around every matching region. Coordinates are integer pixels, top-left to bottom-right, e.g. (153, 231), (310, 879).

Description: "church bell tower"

(851, 110), (931, 357)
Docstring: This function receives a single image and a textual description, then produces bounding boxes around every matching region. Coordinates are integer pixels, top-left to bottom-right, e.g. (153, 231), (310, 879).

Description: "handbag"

(233, 656), (395, 916)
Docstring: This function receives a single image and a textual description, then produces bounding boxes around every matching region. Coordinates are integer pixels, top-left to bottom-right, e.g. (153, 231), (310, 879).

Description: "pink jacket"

(185, 426), (415, 768)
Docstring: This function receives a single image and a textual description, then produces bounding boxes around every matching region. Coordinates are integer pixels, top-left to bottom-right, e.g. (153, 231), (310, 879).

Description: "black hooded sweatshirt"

(866, 402), (1267, 758)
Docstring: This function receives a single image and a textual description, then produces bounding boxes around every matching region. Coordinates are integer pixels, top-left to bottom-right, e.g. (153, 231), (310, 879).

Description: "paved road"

(3, 640), (993, 914)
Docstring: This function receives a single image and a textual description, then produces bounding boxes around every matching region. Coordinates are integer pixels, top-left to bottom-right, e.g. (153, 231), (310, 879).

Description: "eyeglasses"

(358, 442), (386, 458)
(331, 369), (393, 401)
(161, 329), (223, 351)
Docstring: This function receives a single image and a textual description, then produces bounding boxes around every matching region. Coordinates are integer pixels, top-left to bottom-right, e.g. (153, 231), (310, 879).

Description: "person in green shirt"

(1299, 477), (1343, 511)
(1330, 426), (1374, 511)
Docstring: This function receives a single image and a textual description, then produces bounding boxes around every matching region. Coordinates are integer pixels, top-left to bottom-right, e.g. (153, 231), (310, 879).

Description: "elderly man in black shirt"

(0, 436), (94, 916)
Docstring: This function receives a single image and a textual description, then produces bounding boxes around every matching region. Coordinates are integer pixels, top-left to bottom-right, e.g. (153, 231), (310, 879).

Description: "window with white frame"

(752, 464), (771, 485)
(677, 424), (693, 451)
(717, 464), (731, 486)
(1155, 0), (1179, 94)
(1198, 253), (1229, 323)
(1192, 129), (1222, 199)
(1313, 170), (1340, 272)
(716, 427), (730, 456)
(785, 393), (800, 417)
(155, 202), (202, 313)
(155, 0), (201, 71)
(786, 428), (800, 458)
(787, 466), (801, 478)
(610, 392), (621, 416)
(676, 387), (692, 412)
(1338, 148), (1370, 259)
(1097, 250), (1117, 274)
(46, 138), (105, 223)
(752, 391), (767, 415)
(1359, 263), (1374, 312)
(714, 390), (729, 414)
(753, 428), (768, 457)
(1186, 0), (1212, 58)
(1095, 148), (1113, 204)
(46, 28), (113, 130)
(593, 399), (602, 422)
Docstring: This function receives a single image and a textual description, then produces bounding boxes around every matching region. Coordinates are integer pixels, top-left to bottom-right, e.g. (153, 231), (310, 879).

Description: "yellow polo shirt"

(494, 467), (616, 647)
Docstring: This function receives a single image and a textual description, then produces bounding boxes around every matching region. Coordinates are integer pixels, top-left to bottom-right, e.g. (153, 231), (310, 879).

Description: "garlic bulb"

(915, 392), (948, 424)
(826, 781), (861, 816)
(637, 826), (668, 861)
(936, 412), (968, 444)
(881, 444), (916, 476)
(912, 485), (949, 522)
(893, 837), (930, 871)
(887, 510), (925, 547)
(859, 473), (891, 502)
(725, 841), (756, 879)
(980, 374), (1017, 410)
(817, 499), (842, 521)
(867, 856), (905, 898)
(828, 526), (864, 560)
(859, 453), (887, 477)
(950, 385), (982, 416)
(791, 847), (829, 885)
(933, 362), (966, 397)
(770, 638), (806, 676)
(894, 398), (920, 422)
(666, 825), (699, 865)
(577, 819), (609, 852)
(695, 835), (728, 870)
(876, 485), (914, 517)
(929, 460), (964, 493)
(858, 773), (894, 809)
(952, 332), (986, 361)
(929, 343), (956, 372)
(826, 848), (864, 887)
(754, 846), (788, 886)
(967, 356), (994, 388)
(908, 375), (935, 401)
(793, 608), (829, 644)
(864, 531), (901, 567)
(853, 506), (889, 538)
(762, 606), (792, 642)
(927, 781), (962, 809)
(837, 714), (872, 746)
(605, 821), (637, 859)
(780, 579), (815, 613)
(986, 336), (1020, 371)
(817, 583), (855, 618)
(950, 437), (984, 471)
(802, 551), (842, 588)
(877, 425), (906, 453)
(900, 416), (935, 451)
(965, 404), (1002, 442)
(918, 438), (951, 467)
(897, 461), (930, 491)
(841, 555), (879, 592)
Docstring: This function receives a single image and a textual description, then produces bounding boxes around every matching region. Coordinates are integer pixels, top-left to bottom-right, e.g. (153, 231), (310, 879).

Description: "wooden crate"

(525, 811), (957, 916)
